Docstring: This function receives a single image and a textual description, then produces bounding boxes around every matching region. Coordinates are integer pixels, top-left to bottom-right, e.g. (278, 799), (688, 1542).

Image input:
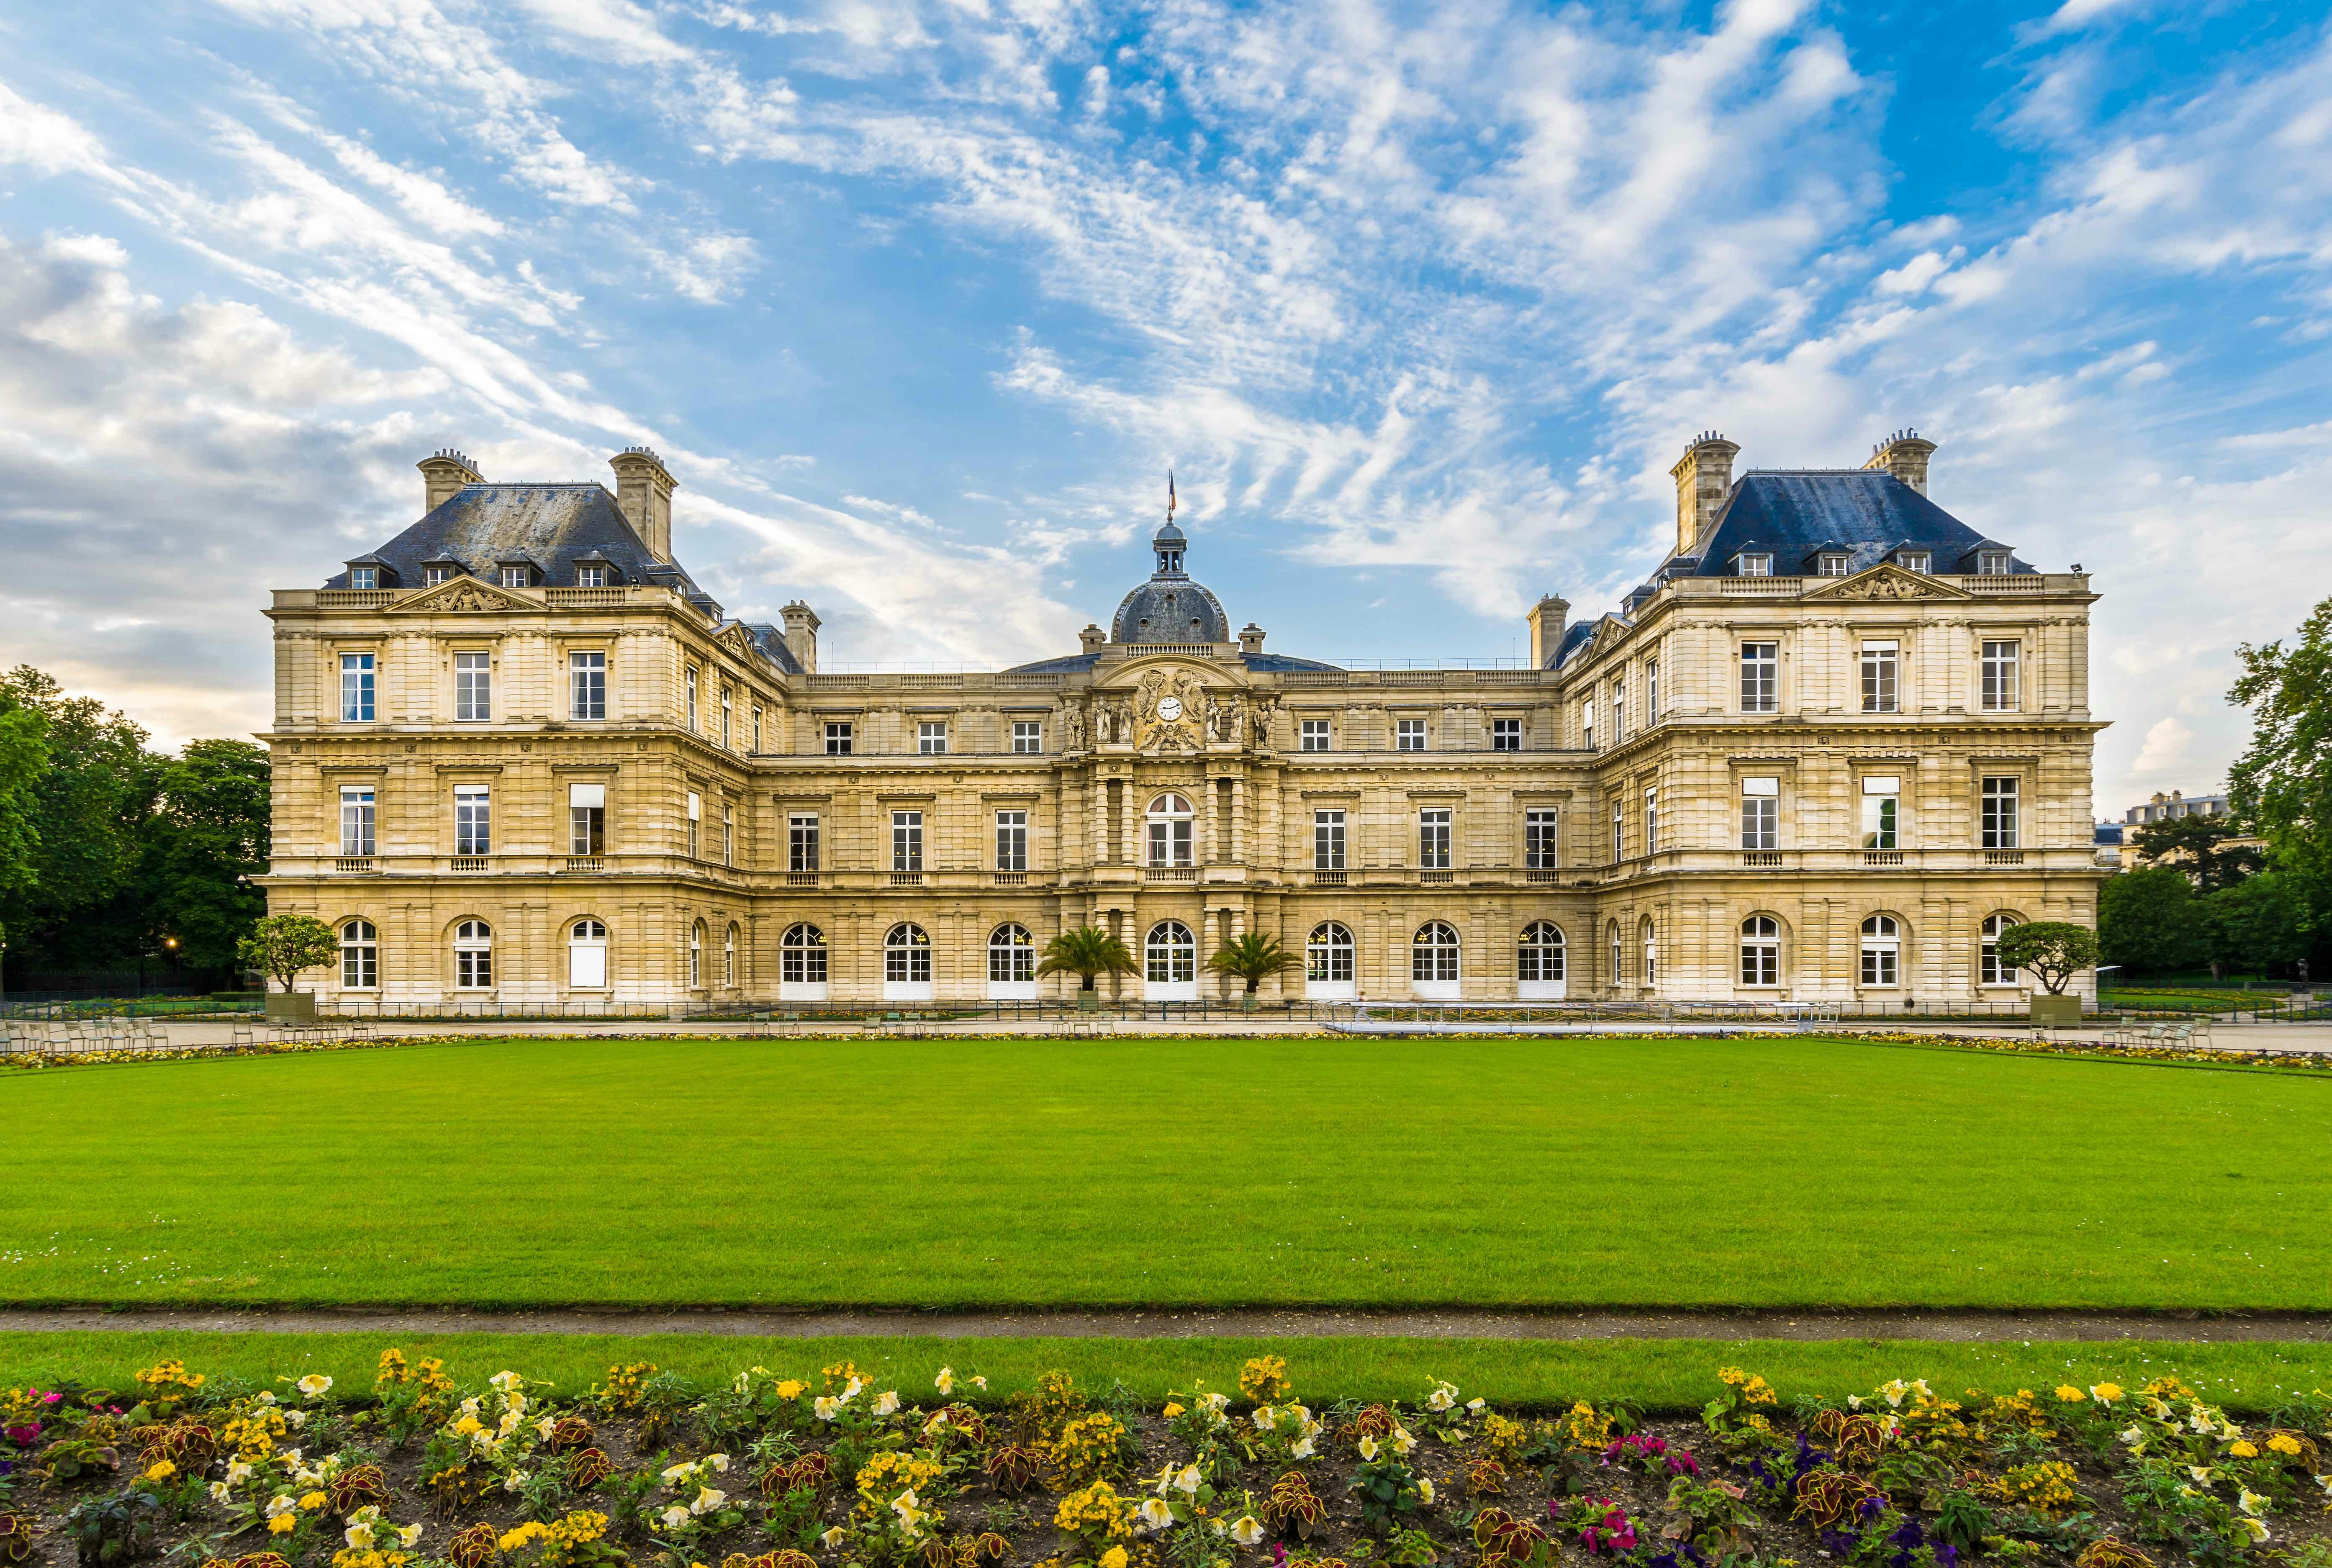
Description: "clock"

(1156, 695), (1184, 722)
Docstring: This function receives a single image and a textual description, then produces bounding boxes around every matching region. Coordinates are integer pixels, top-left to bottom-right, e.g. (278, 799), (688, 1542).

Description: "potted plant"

(1204, 930), (1300, 1010)
(1035, 926), (1140, 1013)
(1992, 921), (2101, 1027)
(237, 913), (340, 1022)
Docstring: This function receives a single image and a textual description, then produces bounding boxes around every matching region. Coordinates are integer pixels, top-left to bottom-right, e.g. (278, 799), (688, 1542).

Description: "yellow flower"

(2268, 1433), (2304, 1456)
(1162, 1403), (1185, 1419)
(2230, 1440), (2259, 1458)
(1100, 1550), (1128, 1568)
(302, 1492), (329, 1511)
(2091, 1383), (2124, 1404)
(2054, 1386), (2085, 1402)
(145, 1460), (178, 1481)
(776, 1380), (807, 1400)
(269, 1517), (297, 1537)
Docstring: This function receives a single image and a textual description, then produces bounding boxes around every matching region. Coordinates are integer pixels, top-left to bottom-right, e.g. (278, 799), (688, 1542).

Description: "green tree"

(2229, 596), (2332, 932)
(2202, 872), (2309, 978)
(0, 665), (159, 973)
(140, 739), (271, 979)
(236, 913), (339, 995)
(1034, 926), (1140, 995)
(1990, 921), (2100, 996)
(1203, 930), (1301, 1002)
(0, 692), (48, 899)
(2131, 812), (2264, 893)
(2098, 866), (2207, 976)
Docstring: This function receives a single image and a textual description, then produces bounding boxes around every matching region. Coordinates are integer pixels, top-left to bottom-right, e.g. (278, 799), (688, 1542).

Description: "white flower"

(490, 1371), (523, 1391)
(2191, 1410), (2217, 1434)
(399, 1525), (424, 1548)
(295, 1468), (324, 1488)
(255, 1391), (277, 1406)
(225, 1462), (252, 1484)
(1879, 1380), (1908, 1409)
(2189, 1466), (2215, 1484)
(1290, 1437), (1316, 1460)
(265, 1496), (297, 1519)
(536, 1417), (556, 1439)
(708, 1454), (731, 1473)
(972, 1376), (988, 1391)
(1253, 1407), (1277, 1431)
(285, 1409), (308, 1429)
(935, 1368), (956, 1395)
(1358, 1437), (1379, 1460)
(207, 1482), (232, 1503)
(2242, 1519), (2270, 1544)
(844, 1377), (864, 1399)
(1416, 1479), (1436, 1504)
(1847, 1395), (1863, 1409)
(1391, 1425), (1417, 1455)
(1230, 1516), (1264, 1547)
(663, 1461), (697, 1483)
(344, 1522), (376, 1550)
(1173, 1465), (1202, 1496)
(690, 1486), (727, 1515)
(891, 1488), (929, 1539)
(504, 1472), (531, 1494)
(815, 1396), (842, 1421)
(2239, 1490), (2267, 1517)
(1467, 1399), (1485, 1413)
(875, 1391), (901, 1417)
(1139, 1498), (1175, 1531)
(1426, 1382), (1457, 1413)
(659, 1506), (691, 1530)
(296, 1375), (333, 1398)
(2118, 1426), (2145, 1447)
(821, 1527), (847, 1551)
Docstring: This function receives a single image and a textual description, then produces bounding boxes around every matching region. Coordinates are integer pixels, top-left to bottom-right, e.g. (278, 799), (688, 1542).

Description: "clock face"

(1156, 695), (1184, 722)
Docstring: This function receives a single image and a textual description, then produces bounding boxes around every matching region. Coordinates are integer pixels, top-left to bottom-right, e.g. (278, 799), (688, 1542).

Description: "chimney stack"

(1667, 431), (1740, 556)
(1526, 593), (1571, 668)
(780, 601), (820, 674)
(1863, 429), (1937, 495)
(609, 447), (678, 560)
(1079, 624), (1107, 654)
(1239, 623), (1266, 655)
(418, 449), (483, 514)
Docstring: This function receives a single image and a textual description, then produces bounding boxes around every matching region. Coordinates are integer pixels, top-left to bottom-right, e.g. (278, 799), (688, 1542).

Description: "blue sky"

(0, 0), (2327, 816)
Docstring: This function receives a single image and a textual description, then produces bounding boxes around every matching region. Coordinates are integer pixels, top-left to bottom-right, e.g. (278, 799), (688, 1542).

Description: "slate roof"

(997, 649), (1344, 676)
(1674, 471), (2032, 580)
(1111, 578), (1231, 644)
(324, 482), (688, 594)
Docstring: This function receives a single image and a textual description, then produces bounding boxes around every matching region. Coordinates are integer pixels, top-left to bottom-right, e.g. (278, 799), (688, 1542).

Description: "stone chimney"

(1863, 429), (1937, 495)
(418, 449), (483, 514)
(1239, 623), (1266, 655)
(1526, 593), (1571, 668)
(780, 601), (820, 673)
(1667, 431), (1739, 556)
(1079, 624), (1107, 654)
(609, 447), (678, 560)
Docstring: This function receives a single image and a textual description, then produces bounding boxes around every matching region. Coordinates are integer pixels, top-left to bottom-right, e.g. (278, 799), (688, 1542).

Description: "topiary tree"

(1035, 926), (1140, 997)
(236, 913), (339, 996)
(1992, 921), (2100, 996)
(1204, 930), (1300, 1004)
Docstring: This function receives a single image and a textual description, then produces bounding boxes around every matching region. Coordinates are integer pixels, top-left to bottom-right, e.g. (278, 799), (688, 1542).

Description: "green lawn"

(3, 1035), (2325, 1310)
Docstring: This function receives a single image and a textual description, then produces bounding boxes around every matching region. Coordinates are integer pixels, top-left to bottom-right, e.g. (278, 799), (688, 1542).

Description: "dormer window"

(1897, 550), (1931, 574)
(576, 566), (607, 588)
(1817, 553), (1849, 577)
(1976, 550), (2011, 575)
(499, 565), (532, 589)
(425, 565), (455, 586)
(1737, 553), (1772, 577)
(349, 567), (377, 590)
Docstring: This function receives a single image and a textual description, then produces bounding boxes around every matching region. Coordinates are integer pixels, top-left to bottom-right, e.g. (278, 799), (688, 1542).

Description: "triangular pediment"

(388, 578), (537, 613)
(1803, 563), (1972, 601)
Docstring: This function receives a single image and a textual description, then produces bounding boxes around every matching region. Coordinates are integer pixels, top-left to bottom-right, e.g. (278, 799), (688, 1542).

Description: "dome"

(1111, 519), (1229, 643)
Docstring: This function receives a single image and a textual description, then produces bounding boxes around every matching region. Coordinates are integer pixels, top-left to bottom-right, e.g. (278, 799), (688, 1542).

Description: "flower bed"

(2, 1355), (2326, 1568)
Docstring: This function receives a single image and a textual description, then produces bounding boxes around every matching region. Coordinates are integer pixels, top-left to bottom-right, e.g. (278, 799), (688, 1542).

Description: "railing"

(317, 590), (402, 609)
(890, 871), (924, 887)
(1311, 869), (1347, 886)
(1418, 868), (1454, 883)
(544, 586), (632, 608)
(1742, 851), (1785, 867)
(1863, 851), (1904, 867)
(1985, 849), (2026, 866)
(1716, 577), (1805, 595)
(993, 871), (1027, 885)
(334, 857), (375, 873)
(1526, 868), (1561, 883)
(1968, 576), (2047, 593)
(1145, 866), (1198, 882)
(786, 870), (819, 887)
(449, 856), (489, 871)
(565, 856), (604, 873)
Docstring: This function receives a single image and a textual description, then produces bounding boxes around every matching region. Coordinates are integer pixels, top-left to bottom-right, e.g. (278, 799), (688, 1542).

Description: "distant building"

(2110, 790), (2260, 872)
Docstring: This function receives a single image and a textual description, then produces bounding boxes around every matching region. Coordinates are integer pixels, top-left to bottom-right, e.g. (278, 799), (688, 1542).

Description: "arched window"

(989, 923), (1035, 984)
(1860, 914), (1901, 986)
(1641, 917), (1658, 985)
(1740, 916), (1780, 986)
(724, 922), (739, 988)
(885, 923), (932, 983)
(568, 918), (607, 988)
(1518, 921), (1565, 982)
(688, 921), (706, 988)
(454, 920), (492, 988)
(1307, 922), (1354, 983)
(340, 920), (378, 988)
(1145, 920), (1196, 983)
(1412, 921), (1460, 983)
(1147, 793), (1194, 866)
(1981, 914), (2020, 986)
(781, 922), (827, 983)
(1608, 920), (1623, 983)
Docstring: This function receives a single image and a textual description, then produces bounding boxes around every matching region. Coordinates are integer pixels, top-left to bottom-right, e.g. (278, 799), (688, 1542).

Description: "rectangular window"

(1646, 660), (1658, 720)
(349, 567), (376, 590)
(569, 783), (605, 855)
(1313, 808), (1346, 871)
(1644, 787), (1659, 854)
(789, 813), (819, 872)
(1899, 551), (1931, 574)
(892, 810), (923, 872)
(824, 721), (853, 755)
(1981, 640), (2020, 711)
(1977, 550), (2012, 575)
(338, 785), (375, 856)
(722, 803), (735, 867)
(454, 784), (491, 856)
(1491, 717), (1521, 752)
(425, 565), (453, 586)
(576, 565), (607, 588)
(752, 705), (764, 752)
(499, 565), (529, 588)
(684, 790), (701, 859)
(1582, 698), (1595, 747)
(570, 651), (606, 720)
(1861, 641), (1898, 713)
(1740, 776), (1779, 850)
(720, 686), (733, 748)
(1300, 718), (1331, 752)
(453, 651), (491, 722)
(1738, 553), (1772, 577)
(1525, 808), (1559, 869)
(1817, 553), (1849, 577)
(685, 667), (699, 732)
(1610, 675), (1626, 739)
(995, 809), (1028, 872)
(1740, 642), (1777, 713)
(1982, 777), (2020, 849)
(1396, 718), (1427, 751)
(918, 721), (948, 755)
(1012, 720), (1043, 754)
(339, 652), (375, 722)
(1611, 802), (1624, 862)
(1860, 774), (1900, 850)
(1418, 808), (1451, 869)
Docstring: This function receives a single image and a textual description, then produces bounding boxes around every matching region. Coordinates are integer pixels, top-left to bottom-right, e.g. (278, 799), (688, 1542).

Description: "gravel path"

(4, 1305), (2328, 1341)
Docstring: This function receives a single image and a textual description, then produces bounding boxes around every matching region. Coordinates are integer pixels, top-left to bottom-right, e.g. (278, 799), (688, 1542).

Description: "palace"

(260, 433), (2106, 1008)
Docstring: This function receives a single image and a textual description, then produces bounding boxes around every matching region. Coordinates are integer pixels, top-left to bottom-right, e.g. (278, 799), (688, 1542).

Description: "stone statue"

(1062, 702), (1087, 751)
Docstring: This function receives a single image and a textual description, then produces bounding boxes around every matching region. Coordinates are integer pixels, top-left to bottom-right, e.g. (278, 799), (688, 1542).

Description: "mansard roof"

(323, 482), (694, 594)
(997, 649), (1344, 677)
(1675, 471), (2034, 579)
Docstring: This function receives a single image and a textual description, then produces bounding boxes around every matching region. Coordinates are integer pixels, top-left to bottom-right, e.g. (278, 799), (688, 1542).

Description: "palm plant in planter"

(1205, 930), (1301, 1009)
(1035, 926), (1140, 1011)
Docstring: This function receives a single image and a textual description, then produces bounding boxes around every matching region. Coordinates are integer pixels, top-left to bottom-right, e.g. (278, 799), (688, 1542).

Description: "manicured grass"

(3, 1332), (2329, 1416)
(4, 1035), (2327, 1309)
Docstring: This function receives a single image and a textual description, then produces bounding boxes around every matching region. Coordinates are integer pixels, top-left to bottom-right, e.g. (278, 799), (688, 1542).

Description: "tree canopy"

(2229, 594), (2332, 934)
(2131, 812), (2264, 894)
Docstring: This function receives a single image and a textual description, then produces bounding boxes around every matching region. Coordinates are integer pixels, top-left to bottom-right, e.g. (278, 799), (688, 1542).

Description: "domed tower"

(1111, 519), (1231, 645)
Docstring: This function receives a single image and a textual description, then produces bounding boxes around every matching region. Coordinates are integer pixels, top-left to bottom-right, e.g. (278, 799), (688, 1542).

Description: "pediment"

(388, 578), (537, 614)
(1094, 653), (1242, 690)
(1804, 564), (1972, 601)
(717, 622), (759, 659)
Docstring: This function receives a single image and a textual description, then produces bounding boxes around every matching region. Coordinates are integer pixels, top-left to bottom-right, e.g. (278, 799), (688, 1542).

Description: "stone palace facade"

(260, 434), (2106, 1008)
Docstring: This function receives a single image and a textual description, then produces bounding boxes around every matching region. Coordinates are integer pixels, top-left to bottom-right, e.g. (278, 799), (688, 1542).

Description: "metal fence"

(0, 994), (259, 1021)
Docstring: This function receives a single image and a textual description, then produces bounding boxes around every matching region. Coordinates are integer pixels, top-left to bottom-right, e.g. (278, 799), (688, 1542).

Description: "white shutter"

(570, 783), (605, 808)
(685, 791), (701, 820)
(569, 941), (606, 988)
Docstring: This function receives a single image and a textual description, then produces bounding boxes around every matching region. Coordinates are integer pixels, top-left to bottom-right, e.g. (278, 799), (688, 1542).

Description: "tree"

(1034, 926), (1140, 995)
(2203, 872), (2310, 978)
(1991, 921), (2100, 996)
(2098, 867), (2207, 976)
(2131, 812), (2264, 893)
(0, 665), (159, 974)
(237, 914), (339, 996)
(0, 695), (47, 899)
(140, 739), (271, 979)
(2229, 595), (2332, 933)
(1204, 930), (1301, 1002)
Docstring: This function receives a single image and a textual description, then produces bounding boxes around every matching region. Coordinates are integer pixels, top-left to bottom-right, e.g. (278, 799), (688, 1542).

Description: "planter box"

(265, 991), (316, 1023)
(1076, 991), (1099, 1013)
(2029, 995), (2083, 1027)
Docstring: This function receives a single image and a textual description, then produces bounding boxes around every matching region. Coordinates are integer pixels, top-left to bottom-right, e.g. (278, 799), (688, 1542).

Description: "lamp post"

(2095, 964), (2120, 1014)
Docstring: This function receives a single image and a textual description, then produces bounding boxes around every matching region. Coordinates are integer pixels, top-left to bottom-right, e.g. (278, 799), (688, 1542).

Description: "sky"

(0, 0), (2327, 818)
